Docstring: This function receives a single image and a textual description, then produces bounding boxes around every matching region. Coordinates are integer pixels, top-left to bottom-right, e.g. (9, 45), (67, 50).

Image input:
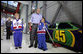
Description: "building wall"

(46, 1), (59, 23)
(37, 1), (82, 26)
(38, 1), (43, 15)
(55, 1), (82, 26)
(27, 1), (82, 26)
(27, 1), (31, 22)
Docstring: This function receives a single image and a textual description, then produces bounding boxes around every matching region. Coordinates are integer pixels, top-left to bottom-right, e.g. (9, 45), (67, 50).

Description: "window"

(49, 24), (56, 28)
(1, 1), (18, 8)
(71, 23), (82, 29)
(8, 1), (18, 7)
(1, 1), (7, 3)
(1, 1), (7, 7)
(58, 23), (73, 29)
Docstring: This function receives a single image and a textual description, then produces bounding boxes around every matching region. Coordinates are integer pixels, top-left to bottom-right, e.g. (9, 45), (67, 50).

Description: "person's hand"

(29, 26), (31, 29)
(13, 31), (15, 32)
(44, 23), (46, 26)
(13, 31), (15, 33)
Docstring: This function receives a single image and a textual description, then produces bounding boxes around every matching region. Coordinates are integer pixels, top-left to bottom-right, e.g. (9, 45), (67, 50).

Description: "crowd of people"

(1, 8), (50, 51)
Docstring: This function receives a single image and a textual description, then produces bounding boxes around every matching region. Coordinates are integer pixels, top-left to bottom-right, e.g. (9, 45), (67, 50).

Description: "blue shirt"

(30, 13), (42, 24)
(38, 22), (48, 30)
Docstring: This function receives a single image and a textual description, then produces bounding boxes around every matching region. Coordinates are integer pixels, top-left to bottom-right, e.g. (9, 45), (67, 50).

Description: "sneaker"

(34, 45), (37, 48)
(6, 38), (8, 40)
(43, 49), (47, 51)
(43, 49), (48, 51)
(29, 45), (33, 48)
(15, 47), (18, 49)
(19, 47), (22, 49)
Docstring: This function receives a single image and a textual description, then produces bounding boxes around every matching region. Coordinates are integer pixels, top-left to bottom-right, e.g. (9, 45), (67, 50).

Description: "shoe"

(34, 45), (37, 48)
(6, 38), (8, 40)
(43, 49), (48, 51)
(29, 45), (33, 48)
(15, 47), (18, 49)
(19, 47), (22, 49)
(38, 48), (43, 50)
(43, 49), (47, 51)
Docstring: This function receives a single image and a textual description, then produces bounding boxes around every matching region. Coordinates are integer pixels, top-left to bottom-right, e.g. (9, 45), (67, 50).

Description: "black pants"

(30, 31), (32, 41)
(30, 24), (38, 46)
(6, 27), (11, 39)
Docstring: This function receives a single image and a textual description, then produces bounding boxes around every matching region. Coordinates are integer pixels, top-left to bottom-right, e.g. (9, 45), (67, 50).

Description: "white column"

(20, 4), (27, 33)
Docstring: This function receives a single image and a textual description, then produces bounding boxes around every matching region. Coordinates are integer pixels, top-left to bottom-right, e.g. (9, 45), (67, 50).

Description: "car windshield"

(49, 24), (56, 28)
(71, 23), (82, 29)
(58, 23), (73, 29)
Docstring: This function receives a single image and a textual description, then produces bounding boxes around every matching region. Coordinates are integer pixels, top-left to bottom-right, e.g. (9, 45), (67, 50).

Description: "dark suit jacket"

(6, 21), (12, 28)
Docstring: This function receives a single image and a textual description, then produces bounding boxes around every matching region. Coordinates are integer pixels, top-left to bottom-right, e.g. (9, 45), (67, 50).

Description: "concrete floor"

(1, 32), (78, 53)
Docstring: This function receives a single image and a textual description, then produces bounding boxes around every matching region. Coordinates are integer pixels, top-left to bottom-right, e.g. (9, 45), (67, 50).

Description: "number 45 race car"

(46, 22), (82, 52)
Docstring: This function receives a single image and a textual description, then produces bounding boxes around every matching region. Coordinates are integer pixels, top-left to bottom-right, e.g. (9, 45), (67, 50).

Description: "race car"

(46, 22), (82, 52)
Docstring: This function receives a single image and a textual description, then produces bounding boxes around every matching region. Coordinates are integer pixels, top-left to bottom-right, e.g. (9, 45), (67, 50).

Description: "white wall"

(28, 1), (31, 22)
(20, 1), (82, 27)
(20, 4), (27, 33)
(38, 1), (43, 15)
(46, 1), (59, 23)
(37, 1), (82, 26)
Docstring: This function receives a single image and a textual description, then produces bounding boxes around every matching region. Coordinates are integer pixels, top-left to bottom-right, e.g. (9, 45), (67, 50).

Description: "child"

(11, 13), (23, 49)
(37, 18), (48, 51)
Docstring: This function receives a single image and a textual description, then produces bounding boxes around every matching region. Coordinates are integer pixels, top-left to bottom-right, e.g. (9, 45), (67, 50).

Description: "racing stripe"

(78, 30), (82, 33)
(68, 30), (75, 47)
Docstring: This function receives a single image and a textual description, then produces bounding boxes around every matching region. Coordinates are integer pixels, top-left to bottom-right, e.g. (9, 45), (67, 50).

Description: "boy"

(11, 13), (23, 49)
(37, 18), (48, 51)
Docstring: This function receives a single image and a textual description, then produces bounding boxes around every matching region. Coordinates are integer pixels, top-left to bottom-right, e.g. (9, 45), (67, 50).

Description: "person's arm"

(28, 22), (31, 29)
(21, 20), (23, 31)
(29, 14), (33, 28)
(46, 24), (48, 29)
(45, 19), (50, 25)
(44, 23), (48, 30)
(11, 21), (14, 31)
(10, 21), (12, 32)
(30, 14), (33, 23)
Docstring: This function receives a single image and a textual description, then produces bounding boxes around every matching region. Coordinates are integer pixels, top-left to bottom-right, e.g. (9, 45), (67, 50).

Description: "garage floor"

(1, 32), (78, 53)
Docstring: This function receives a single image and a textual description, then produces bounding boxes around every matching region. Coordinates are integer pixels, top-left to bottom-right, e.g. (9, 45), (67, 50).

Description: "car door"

(53, 23), (75, 47)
